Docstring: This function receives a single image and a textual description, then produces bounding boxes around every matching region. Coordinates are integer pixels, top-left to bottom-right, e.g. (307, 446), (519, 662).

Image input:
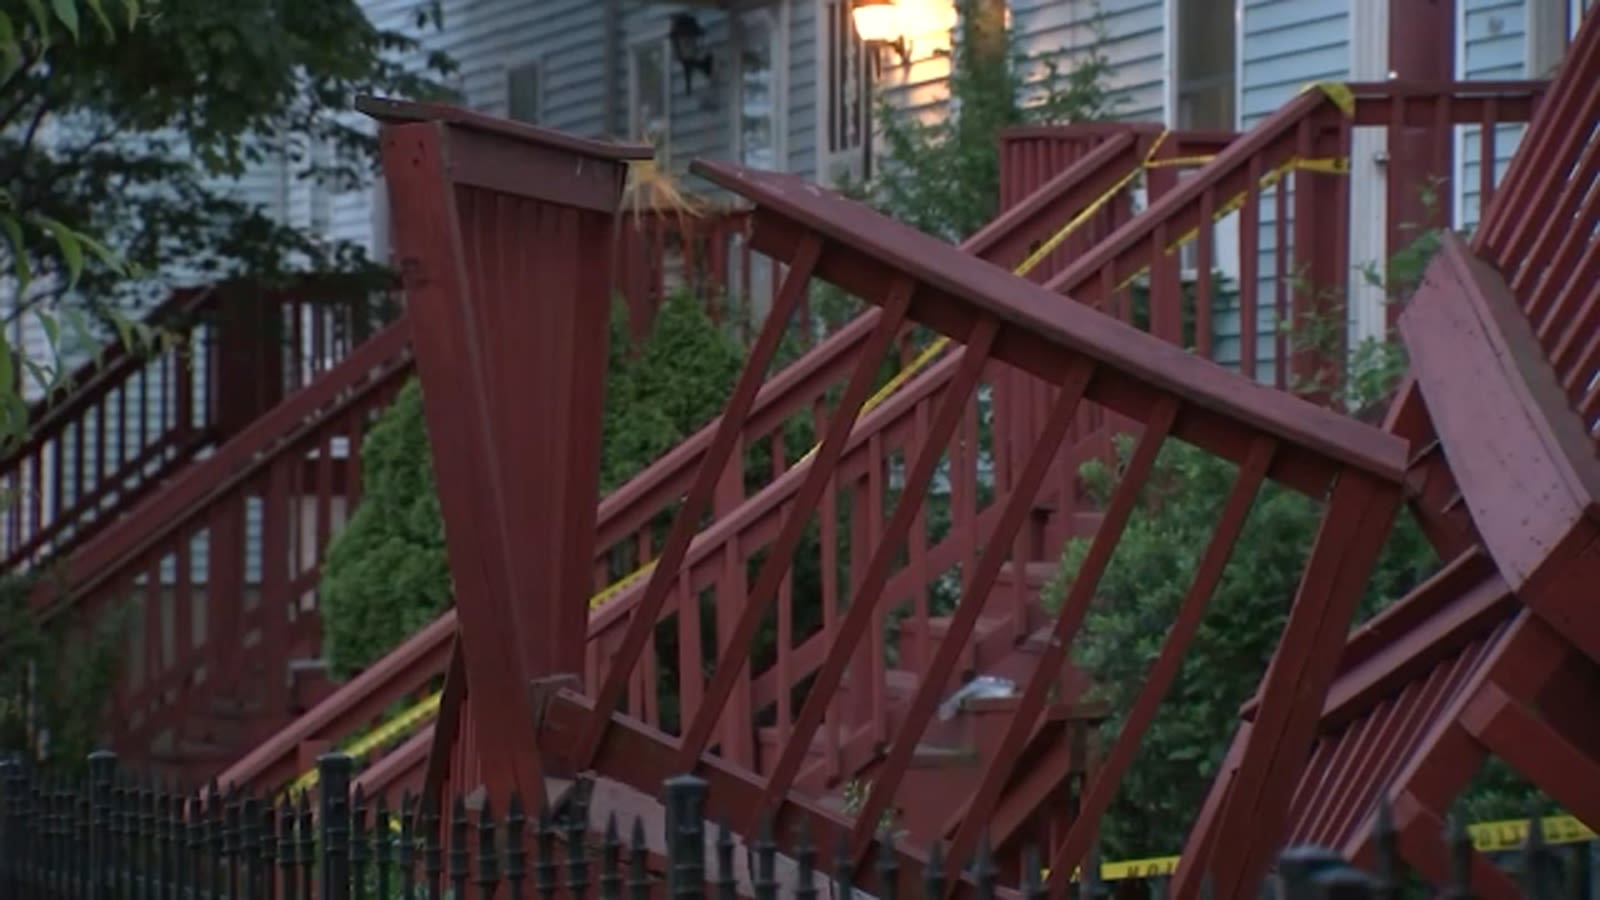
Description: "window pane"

(632, 42), (669, 148)
(508, 62), (540, 124)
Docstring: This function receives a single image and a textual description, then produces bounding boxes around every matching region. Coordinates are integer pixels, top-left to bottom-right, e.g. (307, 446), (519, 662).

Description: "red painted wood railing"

(216, 124), (1163, 799)
(7, 211), (776, 777)
(0, 279), (393, 573)
(30, 318), (414, 764)
(225, 85), (1536, 832)
(233, 84), (1544, 817)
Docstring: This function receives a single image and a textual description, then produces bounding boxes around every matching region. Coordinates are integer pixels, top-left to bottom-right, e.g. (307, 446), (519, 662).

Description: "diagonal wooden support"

(1461, 682), (1600, 829)
(1174, 471), (1400, 899)
(365, 96), (650, 808)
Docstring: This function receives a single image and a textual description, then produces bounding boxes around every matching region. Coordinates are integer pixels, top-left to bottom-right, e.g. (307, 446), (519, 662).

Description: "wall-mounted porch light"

(852, 0), (910, 67)
(669, 13), (715, 95)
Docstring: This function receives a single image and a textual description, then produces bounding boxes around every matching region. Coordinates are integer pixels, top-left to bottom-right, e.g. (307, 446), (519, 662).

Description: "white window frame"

(629, 32), (674, 156)
(734, 7), (788, 169)
(505, 58), (544, 124)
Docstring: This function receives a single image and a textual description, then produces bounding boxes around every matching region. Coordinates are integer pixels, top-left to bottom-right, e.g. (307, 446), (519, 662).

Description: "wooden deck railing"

(214, 125), (1161, 800)
(0, 279), (395, 573)
(221, 83), (1546, 820)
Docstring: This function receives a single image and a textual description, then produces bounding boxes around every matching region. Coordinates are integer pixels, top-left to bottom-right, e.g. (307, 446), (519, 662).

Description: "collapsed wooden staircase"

(345, 64), (1552, 896)
(5, 32), (1583, 900)
(214, 118), (1172, 825)
(195, 75), (1546, 897)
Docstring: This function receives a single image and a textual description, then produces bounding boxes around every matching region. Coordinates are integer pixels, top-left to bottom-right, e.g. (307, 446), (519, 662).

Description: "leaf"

(36, 217), (84, 288)
(22, 357), (56, 396)
(0, 328), (13, 402)
(105, 307), (135, 355)
(82, 0), (113, 39)
(50, 0), (79, 41)
(60, 307), (100, 368)
(36, 309), (60, 353)
(73, 231), (126, 275)
(0, 13), (20, 74)
(122, 0), (137, 29)
(1, 394), (27, 450)
(21, 0), (48, 40)
(0, 214), (31, 298)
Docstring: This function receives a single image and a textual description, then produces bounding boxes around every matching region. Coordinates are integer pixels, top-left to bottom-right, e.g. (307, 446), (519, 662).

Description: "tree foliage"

(319, 291), (745, 679)
(0, 571), (124, 773)
(0, 0), (455, 443)
(858, 0), (1123, 240)
(1047, 438), (1438, 857)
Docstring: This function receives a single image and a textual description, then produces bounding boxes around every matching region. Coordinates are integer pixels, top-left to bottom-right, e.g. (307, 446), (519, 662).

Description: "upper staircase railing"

(0, 278), (395, 572)
(1027, 80), (1545, 563)
(30, 317), (415, 760)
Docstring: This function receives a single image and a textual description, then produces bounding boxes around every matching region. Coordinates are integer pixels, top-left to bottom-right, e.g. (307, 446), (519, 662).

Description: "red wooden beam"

(1462, 681), (1600, 828)
(1400, 231), (1600, 664)
(690, 162), (1408, 496)
(365, 95), (649, 808)
(1174, 472), (1401, 899)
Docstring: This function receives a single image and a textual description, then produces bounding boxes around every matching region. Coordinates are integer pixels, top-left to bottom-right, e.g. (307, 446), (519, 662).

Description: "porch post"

(1386, 0), (1457, 330)
(363, 96), (650, 804)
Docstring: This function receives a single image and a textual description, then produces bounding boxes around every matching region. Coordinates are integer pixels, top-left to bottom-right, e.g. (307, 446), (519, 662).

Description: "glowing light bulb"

(851, 0), (904, 43)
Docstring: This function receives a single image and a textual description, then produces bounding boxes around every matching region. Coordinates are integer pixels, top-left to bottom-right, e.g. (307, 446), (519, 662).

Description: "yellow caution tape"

(1040, 813), (1595, 883)
(1013, 131), (1172, 276)
(1468, 813), (1595, 852)
(1301, 80), (1358, 118)
(279, 691), (443, 800)
(1113, 153), (1351, 295)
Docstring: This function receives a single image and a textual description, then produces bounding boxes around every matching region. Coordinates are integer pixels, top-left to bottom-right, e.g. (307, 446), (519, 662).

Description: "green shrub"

(1046, 438), (1437, 857)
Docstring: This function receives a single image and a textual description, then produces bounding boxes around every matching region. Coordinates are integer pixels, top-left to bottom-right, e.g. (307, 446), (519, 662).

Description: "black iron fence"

(0, 751), (1583, 899)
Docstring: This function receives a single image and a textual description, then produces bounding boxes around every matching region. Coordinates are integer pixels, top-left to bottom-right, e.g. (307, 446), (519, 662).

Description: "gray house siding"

(1012, 0), (1166, 122)
(1458, 0), (1526, 232)
(787, 0), (818, 178)
(1238, 0), (1349, 127)
(1218, 0), (1350, 381)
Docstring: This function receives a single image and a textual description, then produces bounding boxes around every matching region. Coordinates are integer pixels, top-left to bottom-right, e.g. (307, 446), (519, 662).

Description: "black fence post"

(89, 749), (116, 898)
(663, 775), (707, 900)
(1311, 866), (1377, 899)
(1278, 847), (1349, 899)
(318, 752), (354, 900)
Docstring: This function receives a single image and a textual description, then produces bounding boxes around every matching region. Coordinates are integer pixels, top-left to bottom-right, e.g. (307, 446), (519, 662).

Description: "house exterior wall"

(1007, 0), (1166, 122)
(1457, 0), (1527, 231)
(1219, 0), (1351, 379)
